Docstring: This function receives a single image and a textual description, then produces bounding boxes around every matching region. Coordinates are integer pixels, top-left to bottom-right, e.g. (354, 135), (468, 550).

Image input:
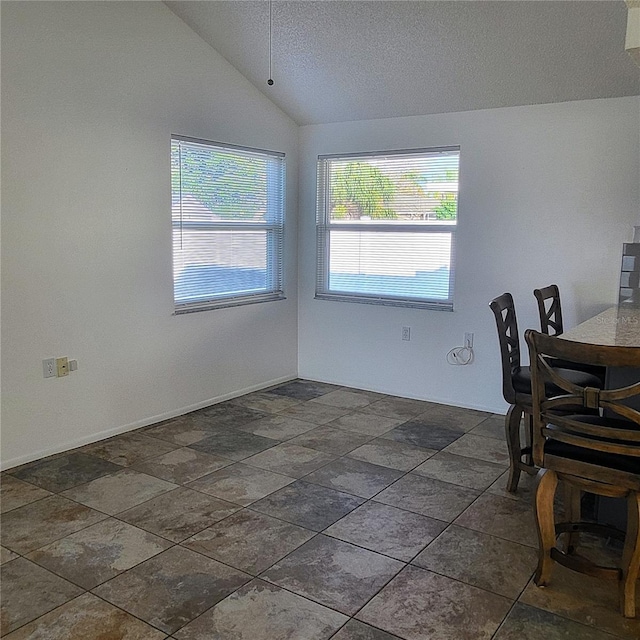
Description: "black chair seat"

(512, 366), (602, 396)
(566, 414), (640, 432)
(546, 421), (640, 473)
(548, 358), (606, 383)
(546, 415), (640, 475)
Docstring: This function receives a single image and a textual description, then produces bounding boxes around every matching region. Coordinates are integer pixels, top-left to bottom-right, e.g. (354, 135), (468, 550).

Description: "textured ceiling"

(166, 1), (640, 125)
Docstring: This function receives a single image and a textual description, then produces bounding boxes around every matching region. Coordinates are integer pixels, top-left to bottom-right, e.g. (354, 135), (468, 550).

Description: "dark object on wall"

(619, 243), (640, 307)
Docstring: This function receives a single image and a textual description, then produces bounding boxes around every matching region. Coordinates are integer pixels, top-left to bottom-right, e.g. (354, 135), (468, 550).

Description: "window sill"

(174, 292), (286, 314)
(314, 292), (453, 311)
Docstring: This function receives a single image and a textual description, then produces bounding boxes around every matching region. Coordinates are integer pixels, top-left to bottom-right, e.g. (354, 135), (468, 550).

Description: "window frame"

(171, 135), (286, 314)
(315, 146), (459, 311)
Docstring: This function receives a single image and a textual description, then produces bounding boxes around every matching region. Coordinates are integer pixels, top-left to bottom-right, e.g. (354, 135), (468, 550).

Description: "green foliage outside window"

(171, 143), (266, 220)
(330, 162), (457, 221)
(330, 163), (397, 219)
(433, 193), (457, 219)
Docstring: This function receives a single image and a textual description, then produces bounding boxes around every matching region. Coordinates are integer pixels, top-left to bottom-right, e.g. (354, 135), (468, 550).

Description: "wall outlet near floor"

(402, 326), (411, 341)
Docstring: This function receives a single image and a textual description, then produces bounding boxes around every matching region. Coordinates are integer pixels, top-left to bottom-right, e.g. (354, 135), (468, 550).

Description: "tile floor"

(1, 380), (639, 639)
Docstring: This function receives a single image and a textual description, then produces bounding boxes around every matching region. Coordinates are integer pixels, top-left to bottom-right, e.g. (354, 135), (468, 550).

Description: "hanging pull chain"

(267, 0), (274, 85)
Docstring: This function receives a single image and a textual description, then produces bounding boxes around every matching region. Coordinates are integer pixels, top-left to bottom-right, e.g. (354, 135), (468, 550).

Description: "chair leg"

(620, 491), (640, 618)
(505, 404), (524, 493)
(522, 412), (533, 467)
(534, 468), (558, 587)
(562, 484), (581, 554)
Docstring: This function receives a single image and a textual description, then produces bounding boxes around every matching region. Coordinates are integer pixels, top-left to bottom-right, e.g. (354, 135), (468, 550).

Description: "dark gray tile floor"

(1, 380), (638, 639)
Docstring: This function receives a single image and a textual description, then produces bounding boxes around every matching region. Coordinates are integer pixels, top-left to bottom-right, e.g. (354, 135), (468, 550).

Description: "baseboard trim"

(298, 375), (506, 415)
(1, 374), (296, 471)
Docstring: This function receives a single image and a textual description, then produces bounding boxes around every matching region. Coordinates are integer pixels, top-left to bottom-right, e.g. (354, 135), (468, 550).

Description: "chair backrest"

(525, 329), (640, 480)
(533, 284), (563, 336)
(489, 293), (522, 404)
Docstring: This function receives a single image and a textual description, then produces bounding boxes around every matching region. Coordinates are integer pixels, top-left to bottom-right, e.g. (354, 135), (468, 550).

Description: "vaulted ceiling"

(166, 1), (640, 125)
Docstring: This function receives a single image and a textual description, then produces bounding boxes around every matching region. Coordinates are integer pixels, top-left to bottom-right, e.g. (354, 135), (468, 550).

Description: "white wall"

(2, 3), (638, 469)
(1, 2), (299, 468)
(298, 98), (640, 413)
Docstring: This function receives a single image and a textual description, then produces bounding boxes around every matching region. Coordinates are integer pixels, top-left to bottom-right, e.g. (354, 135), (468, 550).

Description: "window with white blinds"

(171, 136), (285, 313)
(316, 147), (460, 310)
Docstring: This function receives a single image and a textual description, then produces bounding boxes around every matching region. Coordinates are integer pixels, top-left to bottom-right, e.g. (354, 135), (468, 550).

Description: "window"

(316, 147), (460, 311)
(171, 136), (285, 313)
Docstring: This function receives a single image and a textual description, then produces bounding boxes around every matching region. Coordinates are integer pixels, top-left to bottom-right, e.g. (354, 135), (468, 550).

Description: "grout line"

(0, 491), (53, 516)
(1, 503), (113, 557)
(3, 386), (632, 640)
(89, 588), (175, 636)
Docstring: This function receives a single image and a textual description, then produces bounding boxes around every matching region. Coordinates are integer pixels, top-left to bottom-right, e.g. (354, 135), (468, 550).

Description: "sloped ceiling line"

(166, 1), (639, 125)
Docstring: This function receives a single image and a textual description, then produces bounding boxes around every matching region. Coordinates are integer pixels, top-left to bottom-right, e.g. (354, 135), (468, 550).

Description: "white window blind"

(171, 136), (285, 313)
(316, 147), (460, 310)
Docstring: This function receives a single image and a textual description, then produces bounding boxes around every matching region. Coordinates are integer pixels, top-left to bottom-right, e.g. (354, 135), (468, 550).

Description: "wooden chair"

(489, 293), (538, 492)
(490, 293), (603, 493)
(525, 329), (640, 618)
(534, 284), (563, 336)
(534, 284), (606, 382)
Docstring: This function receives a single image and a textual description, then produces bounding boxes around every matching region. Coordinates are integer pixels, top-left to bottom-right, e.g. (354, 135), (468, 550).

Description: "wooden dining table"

(561, 304), (640, 530)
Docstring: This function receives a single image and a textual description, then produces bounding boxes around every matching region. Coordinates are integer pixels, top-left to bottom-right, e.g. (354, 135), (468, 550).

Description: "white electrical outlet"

(43, 358), (56, 378)
(402, 326), (411, 341)
(464, 332), (474, 349)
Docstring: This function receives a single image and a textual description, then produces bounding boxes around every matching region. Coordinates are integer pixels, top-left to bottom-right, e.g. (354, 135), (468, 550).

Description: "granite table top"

(562, 305), (640, 348)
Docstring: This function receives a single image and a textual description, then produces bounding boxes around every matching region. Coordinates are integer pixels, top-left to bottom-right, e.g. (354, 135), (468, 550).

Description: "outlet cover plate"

(43, 358), (56, 378)
(56, 357), (69, 377)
